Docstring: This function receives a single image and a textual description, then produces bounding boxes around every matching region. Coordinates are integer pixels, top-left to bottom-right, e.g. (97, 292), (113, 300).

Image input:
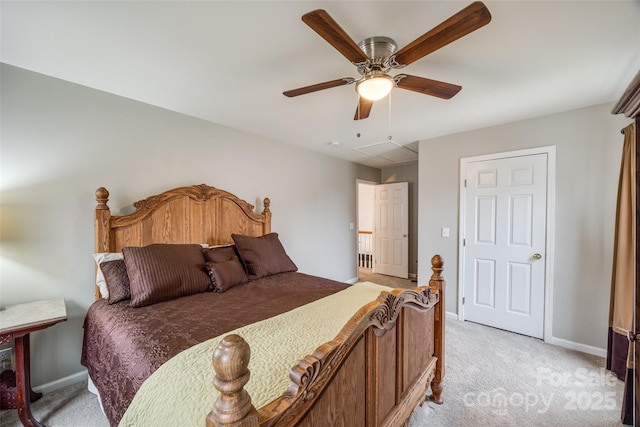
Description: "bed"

(82, 184), (445, 427)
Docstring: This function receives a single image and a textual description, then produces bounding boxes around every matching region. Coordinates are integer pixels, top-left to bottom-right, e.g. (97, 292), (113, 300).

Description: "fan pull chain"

(388, 91), (393, 141)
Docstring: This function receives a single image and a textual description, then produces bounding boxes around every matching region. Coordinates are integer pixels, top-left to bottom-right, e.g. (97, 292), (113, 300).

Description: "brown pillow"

(205, 258), (248, 293)
(203, 245), (237, 263)
(100, 259), (131, 304)
(123, 244), (211, 307)
(231, 233), (297, 280)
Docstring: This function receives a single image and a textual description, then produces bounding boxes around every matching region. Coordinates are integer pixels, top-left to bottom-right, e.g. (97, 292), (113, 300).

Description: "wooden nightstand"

(0, 298), (67, 427)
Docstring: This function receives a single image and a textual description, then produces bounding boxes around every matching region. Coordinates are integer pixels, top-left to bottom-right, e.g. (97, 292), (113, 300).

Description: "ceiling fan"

(283, 2), (491, 120)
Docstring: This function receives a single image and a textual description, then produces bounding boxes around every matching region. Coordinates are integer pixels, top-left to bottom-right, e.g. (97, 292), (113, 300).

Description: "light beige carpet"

(0, 317), (627, 426)
(409, 319), (626, 427)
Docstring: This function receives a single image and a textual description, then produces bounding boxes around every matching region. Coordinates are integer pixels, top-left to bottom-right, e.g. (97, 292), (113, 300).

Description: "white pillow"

(93, 252), (124, 299)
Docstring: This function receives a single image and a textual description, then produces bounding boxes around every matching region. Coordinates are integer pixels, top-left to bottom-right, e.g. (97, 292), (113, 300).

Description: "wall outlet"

(0, 348), (12, 371)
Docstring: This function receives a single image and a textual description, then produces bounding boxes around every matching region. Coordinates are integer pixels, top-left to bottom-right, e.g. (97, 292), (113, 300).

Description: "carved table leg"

(14, 334), (44, 427)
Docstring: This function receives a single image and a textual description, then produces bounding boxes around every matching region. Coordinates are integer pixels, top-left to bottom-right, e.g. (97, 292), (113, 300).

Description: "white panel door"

(374, 182), (408, 278)
(463, 154), (547, 338)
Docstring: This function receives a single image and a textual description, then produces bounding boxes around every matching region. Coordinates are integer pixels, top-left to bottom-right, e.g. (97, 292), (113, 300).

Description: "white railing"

(358, 231), (373, 269)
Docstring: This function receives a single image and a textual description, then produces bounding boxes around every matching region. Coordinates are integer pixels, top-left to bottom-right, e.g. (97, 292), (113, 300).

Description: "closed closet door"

(462, 153), (547, 339)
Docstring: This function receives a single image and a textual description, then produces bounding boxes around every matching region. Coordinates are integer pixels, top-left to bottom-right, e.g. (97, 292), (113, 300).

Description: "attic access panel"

(354, 140), (418, 164)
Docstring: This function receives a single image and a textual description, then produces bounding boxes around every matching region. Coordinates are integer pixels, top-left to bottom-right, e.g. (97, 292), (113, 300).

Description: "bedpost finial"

(429, 254), (445, 292)
(430, 254), (444, 281)
(209, 334), (258, 426)
(213, 334), (251, 382)
(431, 254), (443, 270)
(96, 187), (109, 210)
(263, 197), (271, 214)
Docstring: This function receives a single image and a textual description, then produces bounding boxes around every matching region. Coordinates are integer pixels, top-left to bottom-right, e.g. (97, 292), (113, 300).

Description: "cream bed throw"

(119, 281), (390, 427)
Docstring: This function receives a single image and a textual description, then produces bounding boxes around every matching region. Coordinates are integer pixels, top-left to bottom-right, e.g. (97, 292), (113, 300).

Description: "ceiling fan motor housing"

(357, 36), (397, 74)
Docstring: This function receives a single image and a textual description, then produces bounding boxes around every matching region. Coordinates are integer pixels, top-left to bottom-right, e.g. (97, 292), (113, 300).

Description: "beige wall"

(0, 64), (380, 388)
(418, 103), (630, 351)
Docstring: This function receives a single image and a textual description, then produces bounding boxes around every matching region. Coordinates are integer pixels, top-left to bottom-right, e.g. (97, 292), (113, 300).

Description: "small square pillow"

(205, 258), (248, 293)
(203, 245), (237, 263)
(100, 259), (131, 304)
(231, 233), (297, 280)
(93, 252), (124, 299)
(123, 244), (211, 308)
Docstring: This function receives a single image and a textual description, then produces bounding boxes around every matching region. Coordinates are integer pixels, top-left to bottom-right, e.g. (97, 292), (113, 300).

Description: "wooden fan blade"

(283, 78), (354, 97)
(393, 1), (491, 67)
(302, 9), (369, 64)
(354, 97), (373, 120)
(396, 75), (461, 99)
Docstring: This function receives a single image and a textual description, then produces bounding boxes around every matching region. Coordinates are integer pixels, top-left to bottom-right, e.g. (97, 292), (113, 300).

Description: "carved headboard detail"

(94, 184), (271, 299)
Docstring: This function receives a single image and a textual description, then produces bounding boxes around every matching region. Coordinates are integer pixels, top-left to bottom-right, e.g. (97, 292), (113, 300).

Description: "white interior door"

(374, 182), (408, 278)
(462, 153), (547, 338)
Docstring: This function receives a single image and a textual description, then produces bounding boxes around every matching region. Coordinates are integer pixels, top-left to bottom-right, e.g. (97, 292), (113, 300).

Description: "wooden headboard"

(94, 184), (272, 299)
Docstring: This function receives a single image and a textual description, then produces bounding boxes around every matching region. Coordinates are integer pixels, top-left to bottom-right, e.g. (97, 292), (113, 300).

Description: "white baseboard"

(545, 336), (607, 358)
(446, 315), (605, 358)
(346, 277), (359, 284)
(34, 370), (87, 394)
(445, 311), (459, 320)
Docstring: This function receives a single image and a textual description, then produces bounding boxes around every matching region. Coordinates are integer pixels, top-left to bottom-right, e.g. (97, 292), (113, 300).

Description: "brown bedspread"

(81, 272), (349, 426)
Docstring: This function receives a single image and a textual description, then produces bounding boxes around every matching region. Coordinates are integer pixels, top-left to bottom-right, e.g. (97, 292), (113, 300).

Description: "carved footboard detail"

(208, 256), (445, 427)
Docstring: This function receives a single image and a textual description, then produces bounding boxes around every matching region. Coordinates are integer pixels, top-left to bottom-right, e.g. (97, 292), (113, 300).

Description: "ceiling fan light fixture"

(356, 74), (394, 101)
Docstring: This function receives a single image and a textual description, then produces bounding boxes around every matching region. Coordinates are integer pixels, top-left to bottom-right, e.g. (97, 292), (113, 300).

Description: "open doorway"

(357, 181), (376, 274)
(357, 180), (410, 280)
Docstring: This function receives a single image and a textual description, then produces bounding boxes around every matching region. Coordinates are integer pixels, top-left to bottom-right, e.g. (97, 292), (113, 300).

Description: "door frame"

(458, 146), (556, 341)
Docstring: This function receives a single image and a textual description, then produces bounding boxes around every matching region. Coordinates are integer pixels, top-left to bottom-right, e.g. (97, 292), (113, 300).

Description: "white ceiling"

(2, 1), (640, 169)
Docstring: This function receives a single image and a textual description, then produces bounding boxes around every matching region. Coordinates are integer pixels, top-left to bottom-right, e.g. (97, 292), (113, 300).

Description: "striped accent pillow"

(123, 244), (211, 308)
(99, 259), (131, 304)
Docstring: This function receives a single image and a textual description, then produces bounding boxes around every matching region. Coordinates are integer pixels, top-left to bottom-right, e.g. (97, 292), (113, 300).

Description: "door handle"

(533, 253), (542, 260)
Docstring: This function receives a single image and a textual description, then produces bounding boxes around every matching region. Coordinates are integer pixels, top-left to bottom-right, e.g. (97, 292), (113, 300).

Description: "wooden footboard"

(207, 255), (445, 427)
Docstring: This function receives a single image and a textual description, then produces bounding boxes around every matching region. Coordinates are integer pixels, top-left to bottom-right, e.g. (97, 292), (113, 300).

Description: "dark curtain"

(607, 122), (636, 425)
